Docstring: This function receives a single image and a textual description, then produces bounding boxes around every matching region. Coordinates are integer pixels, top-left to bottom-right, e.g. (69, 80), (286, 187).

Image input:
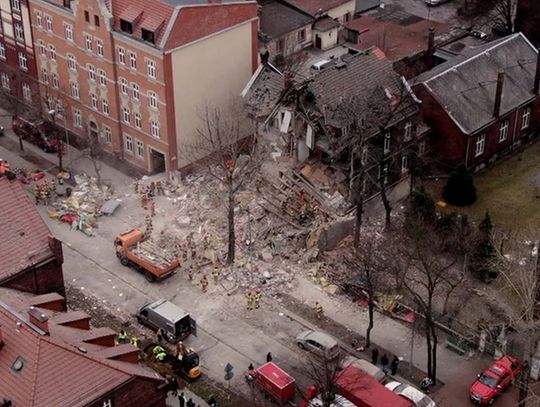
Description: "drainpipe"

(464, 134), (470, 169)
(534, 51), (540, 95)
(510, 107), (519, 151)
(493, 71), (505, 118)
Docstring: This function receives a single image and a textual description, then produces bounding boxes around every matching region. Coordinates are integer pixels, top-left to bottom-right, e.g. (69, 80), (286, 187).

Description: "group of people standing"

(371, 347), (400, 376)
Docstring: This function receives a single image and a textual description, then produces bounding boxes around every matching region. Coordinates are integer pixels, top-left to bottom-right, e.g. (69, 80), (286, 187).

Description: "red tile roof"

(0, 293), (164, 406)
(284, 0), (351, 16)
(0, 179), (55, 284)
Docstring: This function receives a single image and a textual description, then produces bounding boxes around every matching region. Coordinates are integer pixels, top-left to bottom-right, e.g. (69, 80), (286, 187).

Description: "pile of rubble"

(48, 174), (115, 236)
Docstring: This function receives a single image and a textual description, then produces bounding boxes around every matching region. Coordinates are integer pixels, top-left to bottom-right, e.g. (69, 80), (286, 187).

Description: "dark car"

(12, 117), (61, 153)
(470, 355), (522, 405)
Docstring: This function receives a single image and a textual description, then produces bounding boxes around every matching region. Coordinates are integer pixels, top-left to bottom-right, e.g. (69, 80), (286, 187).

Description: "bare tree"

(490, 227), (540, 405)
(300, 352), (346, 407)
(180, 99), (258, 264)
(392, 219), (465, 382)
(42, 86), (71, 173)
(468, 0), (517, 33)
(345, 232), (392, 348)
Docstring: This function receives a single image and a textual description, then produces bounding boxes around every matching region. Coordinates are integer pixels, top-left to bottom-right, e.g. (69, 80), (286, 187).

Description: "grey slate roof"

(415, 33), (539, 135)
(356, 0), (381, 12)
(242, 63), (285, 118)
(259, 0), (313, 41)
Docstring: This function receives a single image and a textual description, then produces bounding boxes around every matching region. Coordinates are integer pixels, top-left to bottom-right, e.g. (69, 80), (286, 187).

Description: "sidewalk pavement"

(167, 390), (209, 407)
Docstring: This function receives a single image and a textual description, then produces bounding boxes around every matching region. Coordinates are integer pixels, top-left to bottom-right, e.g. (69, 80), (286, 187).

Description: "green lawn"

(426, 142), (540, 228)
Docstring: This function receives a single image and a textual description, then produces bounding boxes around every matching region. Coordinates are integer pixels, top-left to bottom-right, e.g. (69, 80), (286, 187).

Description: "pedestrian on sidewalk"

(381, 354), (389, 374)
(314, 301), (323, 320)
(178, 392), (186, 407)
(390, 356), (400, 375)
(266, 352), (273, 363)
(186, 398), (195, 407)
(371, 348), (379, 365)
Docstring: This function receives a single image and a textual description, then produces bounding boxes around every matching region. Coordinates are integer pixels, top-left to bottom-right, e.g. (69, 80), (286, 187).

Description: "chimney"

(260, 48), (270, 66)
(493, 71), (505, 118)
(28, 306), (49, 334)
(0, 325), (4, 350)
(534, 51), (540, 94)
(427, 27), (435, 55)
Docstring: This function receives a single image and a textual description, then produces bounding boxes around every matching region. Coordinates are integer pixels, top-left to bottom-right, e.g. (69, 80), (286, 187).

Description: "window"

(85, 34), (93, 52)
(102, 126), (112, 144)
(499, 119), (509, 142)
(84, 10), (89, 22)
(134, 113), (141, 128)
(120, 19), (133, 34)
(404, 122), (412, 141)
(15, 23), (24, 41)
(94, 15), (100, 26)
(148, 91), (158, 109)
(401, 155), (409, 173)
(122, 107), (130, 123)
(90, 93), (98, 109)
(52, 74), (59, 89)
(150, 121), (160, 138)
(1, 72), (10, 89)
(141, 29), (154, 44)
(297, 29), (306, 43)
(36, 12), (42, 28)
(102, 99), (109, 115)
(18, 52), (27, 70)
(88, 64), (96, 81)
(131, 83), (140, 100)
(67, 54), (76, 70)
(418, 140), (426, 156)
(361, 146), (368, 165)
(71, 82), (79, 99)
(0, 43), (5, 60)
(38, 40), (46, 56)
(11, 0), (20, 11)
(96, 39), (104, 57)
(135, 139), (144, 158)
(117, 47), (125, 64)
(65, 24), (73, 41)
(146, 59), (156, 79)
(118, 77), (128, 94)
(46, 16), (52, 32)
(124, 135), (133, 153)
(379, 164), (388, 185)
(475, 134), (485, 157)
(48, 45), (56, 61)
(99, 69), (106, 85)
(41, 68), (49, 83)
(522, 106), (531, 129)
(22, 83), (31, 101)
(383, 132), (391, 154)
(129, 52), (136, 70)
(73, 108), (82, 128)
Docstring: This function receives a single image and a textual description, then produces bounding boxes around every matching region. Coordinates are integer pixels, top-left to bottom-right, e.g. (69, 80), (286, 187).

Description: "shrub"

(443, 164), (476, 206)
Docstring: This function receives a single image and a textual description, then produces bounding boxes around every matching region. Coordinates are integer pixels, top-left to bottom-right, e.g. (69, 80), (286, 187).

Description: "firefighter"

(254, 288), (262, 309)
(200, 274), (209, 293)
(34, 183), (42, 205)
(130, 336), (140, 347)
(156, 180), (164, 195)
(245, 289), (254, 311)
(134, 181), (139, 194)
(150, 200), (156, 217)
(212, 263), (220, 283)
(117, 329), (128, 344)
(188, 264), (194, 281)
(153, 345), (167, 362)
(314, 301), (323, 320)
(144, 215), (153, 236)
(149, 181), (156, 197)
(255, 175), (263, 193)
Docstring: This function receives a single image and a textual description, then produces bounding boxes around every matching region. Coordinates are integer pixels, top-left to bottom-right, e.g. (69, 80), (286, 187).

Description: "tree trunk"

(366, 290), (374, 348)
(353, 200), (363, 249)
(425, 319), (433, 380)
(227, 181), (235, 265)
(57, 138), (64, 172)
(379, 178), (392, 228)
(18, 134), (24, 151)
(430, 323), (438, 382)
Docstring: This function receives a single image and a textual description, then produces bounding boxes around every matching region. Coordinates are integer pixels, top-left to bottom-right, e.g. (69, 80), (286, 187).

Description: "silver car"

(296, 330), (340, 359)
(425, 0), (451, 5)
(385, 381), (437, 407)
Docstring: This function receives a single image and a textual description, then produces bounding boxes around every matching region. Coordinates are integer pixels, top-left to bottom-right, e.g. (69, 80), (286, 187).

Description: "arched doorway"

(88, 120), (98, 139)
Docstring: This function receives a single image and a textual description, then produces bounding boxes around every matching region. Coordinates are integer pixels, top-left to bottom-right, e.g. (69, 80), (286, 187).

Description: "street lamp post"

(48, 108), (70, 174)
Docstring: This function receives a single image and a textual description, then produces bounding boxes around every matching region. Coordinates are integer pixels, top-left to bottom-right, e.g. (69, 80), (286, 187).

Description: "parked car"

(385, 381), (437, 407)
(469, 355), (523, 405)
(296, 330), (340, 360)
(341, 355), (386, 382)
(136, 299), (197, 342)
(470, 30), (488, 41)
(424, 0), (451, 5)
(12, 117), (60, 153)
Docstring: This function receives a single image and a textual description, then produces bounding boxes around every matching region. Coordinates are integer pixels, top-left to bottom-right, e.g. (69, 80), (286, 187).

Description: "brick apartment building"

(0, 0), (40, 111)
(28, 0), (258, 173)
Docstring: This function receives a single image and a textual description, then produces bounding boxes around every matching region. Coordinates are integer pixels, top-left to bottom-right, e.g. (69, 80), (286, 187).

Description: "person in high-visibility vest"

(254, 288), (262, 309)
(212, 263), (220, 283)
(153, 345), (167, 362)
(200, 275), (209, 293)
(117, 329), (128, 344)
(130, 337), (140, 347)
(314, 301), (323, 320)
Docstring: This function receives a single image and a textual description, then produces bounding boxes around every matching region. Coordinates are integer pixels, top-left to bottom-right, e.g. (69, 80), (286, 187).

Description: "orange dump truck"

(114, 229), (179, 282)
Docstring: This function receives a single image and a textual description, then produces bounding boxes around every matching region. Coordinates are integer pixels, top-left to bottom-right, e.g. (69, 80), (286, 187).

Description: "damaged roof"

(0, 179), (55, 284)
(414, 33), (539, 135)
(242, 63), (285, 118)
(283, 0), (351, 16)
(259, 0), (313, 41)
